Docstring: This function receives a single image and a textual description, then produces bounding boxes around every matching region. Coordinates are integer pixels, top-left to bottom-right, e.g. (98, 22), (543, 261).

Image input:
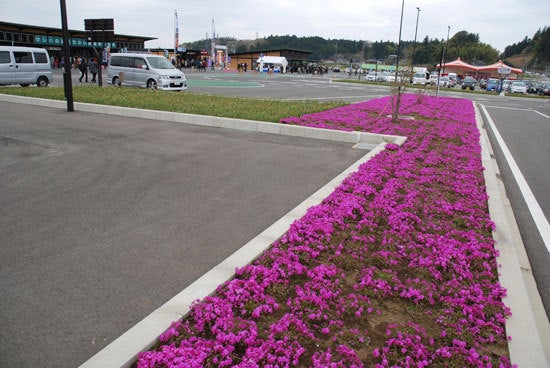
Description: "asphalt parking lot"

(0, 101), (366, 367)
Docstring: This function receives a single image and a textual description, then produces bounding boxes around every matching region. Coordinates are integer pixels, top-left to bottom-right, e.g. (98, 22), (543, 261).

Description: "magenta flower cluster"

(137, 94), (514, 367)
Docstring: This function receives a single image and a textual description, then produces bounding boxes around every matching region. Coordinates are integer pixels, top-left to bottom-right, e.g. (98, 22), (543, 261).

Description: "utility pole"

(59, 0), (73, 111)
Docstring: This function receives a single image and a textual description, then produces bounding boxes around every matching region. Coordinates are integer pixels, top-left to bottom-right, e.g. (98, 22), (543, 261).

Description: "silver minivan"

(0, 46), (53, 87)
(107, 53), (187, 91)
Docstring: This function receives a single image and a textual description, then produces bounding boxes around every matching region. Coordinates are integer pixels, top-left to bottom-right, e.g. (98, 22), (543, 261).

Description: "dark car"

(529, 81), (544, 94)
(539, 83), (550, 96)
(461, 76), (476, 90)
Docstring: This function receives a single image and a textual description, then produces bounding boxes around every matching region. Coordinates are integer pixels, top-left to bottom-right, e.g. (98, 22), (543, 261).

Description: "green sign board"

(33, 34), (116, 48)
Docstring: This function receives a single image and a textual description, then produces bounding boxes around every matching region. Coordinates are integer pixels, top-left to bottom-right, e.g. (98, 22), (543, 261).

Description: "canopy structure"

(477, 60), (523, 79)
(436, 57), (477, 76)
(257, 56), (288, 73)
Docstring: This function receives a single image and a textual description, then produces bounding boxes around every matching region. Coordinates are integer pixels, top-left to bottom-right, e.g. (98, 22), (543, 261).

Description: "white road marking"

(481, 104), (550, 254)
(533, 110), (550, 119)
(483, 105), (550, 119)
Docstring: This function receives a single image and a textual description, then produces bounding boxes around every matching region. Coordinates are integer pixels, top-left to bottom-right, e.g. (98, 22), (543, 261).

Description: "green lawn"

(0, 86), (347, 123)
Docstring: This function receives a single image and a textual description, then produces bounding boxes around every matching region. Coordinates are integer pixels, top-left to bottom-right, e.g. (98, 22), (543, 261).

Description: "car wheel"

(147, 79), (157, 90)
(37, 77), (49, 87)
(112, 76), (120, 86)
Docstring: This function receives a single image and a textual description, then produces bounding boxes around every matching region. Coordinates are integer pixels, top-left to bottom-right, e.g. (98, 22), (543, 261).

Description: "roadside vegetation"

(136, 94), (513, 367)
(0, 86), (346, 123)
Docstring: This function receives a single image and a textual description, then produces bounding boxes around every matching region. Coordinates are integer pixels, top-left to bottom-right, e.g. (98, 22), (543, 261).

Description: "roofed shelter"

(436, 57), (478, 77)
(477, 60), (523, 79)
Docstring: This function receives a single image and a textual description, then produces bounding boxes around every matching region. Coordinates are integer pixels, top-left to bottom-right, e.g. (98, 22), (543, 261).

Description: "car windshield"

(146, 56), (175, 69)
(512, 82), (525, 86)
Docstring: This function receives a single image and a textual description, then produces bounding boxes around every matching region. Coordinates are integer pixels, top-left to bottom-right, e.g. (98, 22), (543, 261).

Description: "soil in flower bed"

(135, 94), (513, 367)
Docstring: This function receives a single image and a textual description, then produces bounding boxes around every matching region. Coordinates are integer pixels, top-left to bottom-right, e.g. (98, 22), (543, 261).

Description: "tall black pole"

(60, 0), (73, 111)
(394, 0), (405, 86)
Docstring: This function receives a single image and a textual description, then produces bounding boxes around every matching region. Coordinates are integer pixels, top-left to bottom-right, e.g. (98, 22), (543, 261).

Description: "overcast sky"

(2, 0), (549, 53)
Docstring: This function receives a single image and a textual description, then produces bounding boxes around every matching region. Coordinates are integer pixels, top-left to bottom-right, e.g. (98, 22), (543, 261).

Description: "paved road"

(469, 94), (550, 319)
(0, 101), (366, 367)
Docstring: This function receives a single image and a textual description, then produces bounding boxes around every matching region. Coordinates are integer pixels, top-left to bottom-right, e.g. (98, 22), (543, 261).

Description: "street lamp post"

(411, 7), (420, 70)
(442, 26), (450, 76)
(394, 0), (405, 87)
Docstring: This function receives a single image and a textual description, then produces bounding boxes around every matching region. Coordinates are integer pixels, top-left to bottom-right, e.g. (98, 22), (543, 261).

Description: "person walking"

(78, 57), (88, 82)
(89, 58), (98, 83)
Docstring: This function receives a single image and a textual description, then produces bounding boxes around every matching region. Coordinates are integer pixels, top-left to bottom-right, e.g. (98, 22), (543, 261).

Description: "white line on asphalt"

(533, 110), (550, 119)
(483, 105), (550, 119)
(481, 104), (550, 254)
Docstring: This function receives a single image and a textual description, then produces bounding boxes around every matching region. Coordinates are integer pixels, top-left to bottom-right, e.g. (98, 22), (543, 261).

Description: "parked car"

(412, 72), (428, 85)
(461, 76), (476, 90)
(485, 78), (499, 92)
(377, 72), (390, 82)
(501, 79), (514, 92)
(0, 46), (53, 87)
(108, 53), (187, 91)
(510, 81), (527, 94)
(528, 81), (544, 94)
(538, 83), (550, 96)
(438, 76), (451, 87)
(365, 73), (377, 81)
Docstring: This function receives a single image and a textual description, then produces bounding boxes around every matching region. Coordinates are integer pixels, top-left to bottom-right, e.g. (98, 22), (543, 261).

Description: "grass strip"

(0, 86), (346, 123)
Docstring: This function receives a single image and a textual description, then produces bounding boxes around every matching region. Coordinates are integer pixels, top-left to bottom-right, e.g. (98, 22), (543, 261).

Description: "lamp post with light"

(412, 7), (420, 67)
(442, 26), (451, 76)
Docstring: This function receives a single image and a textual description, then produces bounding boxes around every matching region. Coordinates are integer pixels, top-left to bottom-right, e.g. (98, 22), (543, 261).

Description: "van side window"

(13, 51), (33, 63)
(0, 51), (11, 63)
(33, 52), (48, 64)
(134, 58), (146, 69)
(110, 56), (133, 68)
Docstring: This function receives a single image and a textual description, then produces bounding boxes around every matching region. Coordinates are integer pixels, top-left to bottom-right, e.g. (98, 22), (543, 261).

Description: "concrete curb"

(476, 103), (550, 367)
(0, 94), (404, 147)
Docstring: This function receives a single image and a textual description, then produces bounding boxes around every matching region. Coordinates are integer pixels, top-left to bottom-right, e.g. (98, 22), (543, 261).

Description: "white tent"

(257, 56), (288, 73)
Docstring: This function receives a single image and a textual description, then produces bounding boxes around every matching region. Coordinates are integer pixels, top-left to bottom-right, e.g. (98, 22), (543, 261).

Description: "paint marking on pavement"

(481, 104), (550, 254)
(533, 110), (550, 119)
(484, 105), (550, 119)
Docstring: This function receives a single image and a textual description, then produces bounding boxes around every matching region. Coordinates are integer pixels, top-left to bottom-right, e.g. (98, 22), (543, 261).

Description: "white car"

(412, 73), (428, 85)
(365, 73), (377, 81)
(510, 81), (527, 94)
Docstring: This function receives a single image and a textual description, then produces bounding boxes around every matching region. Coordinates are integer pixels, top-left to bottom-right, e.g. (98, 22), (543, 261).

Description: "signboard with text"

(33, 34), (116, 48)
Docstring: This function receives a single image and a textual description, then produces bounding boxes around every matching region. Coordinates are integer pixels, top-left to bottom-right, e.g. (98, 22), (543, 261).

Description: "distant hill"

(501, 26), (549, 71)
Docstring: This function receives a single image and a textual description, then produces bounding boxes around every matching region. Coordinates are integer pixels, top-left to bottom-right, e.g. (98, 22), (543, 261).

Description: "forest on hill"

(184, 26), (550, 71)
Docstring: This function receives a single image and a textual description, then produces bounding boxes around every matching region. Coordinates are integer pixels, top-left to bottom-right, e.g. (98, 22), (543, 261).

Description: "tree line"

(184, 27), (549, 70)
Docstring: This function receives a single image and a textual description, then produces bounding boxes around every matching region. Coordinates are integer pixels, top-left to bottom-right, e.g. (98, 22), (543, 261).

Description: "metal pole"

(394, 0), (405, 86)
(442, 26), (450, 76)
(59, 0), (73, 111)
(411, 7), (420, 70)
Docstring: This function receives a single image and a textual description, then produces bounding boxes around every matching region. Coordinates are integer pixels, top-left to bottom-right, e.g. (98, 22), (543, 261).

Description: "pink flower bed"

(136, 94), (513, 367)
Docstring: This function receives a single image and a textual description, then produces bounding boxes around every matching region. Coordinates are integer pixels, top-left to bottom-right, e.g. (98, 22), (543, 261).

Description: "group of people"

(75, 57), (99, 83)
(237, 62), (248, 73)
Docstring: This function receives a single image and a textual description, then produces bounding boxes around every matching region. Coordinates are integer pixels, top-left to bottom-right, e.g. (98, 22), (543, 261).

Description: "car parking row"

(341, 68), (550, 96)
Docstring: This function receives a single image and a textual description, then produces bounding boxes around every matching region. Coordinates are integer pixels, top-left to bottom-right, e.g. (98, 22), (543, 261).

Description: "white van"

(0, 46), (53, 87)
(107, 53), (187, 91)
